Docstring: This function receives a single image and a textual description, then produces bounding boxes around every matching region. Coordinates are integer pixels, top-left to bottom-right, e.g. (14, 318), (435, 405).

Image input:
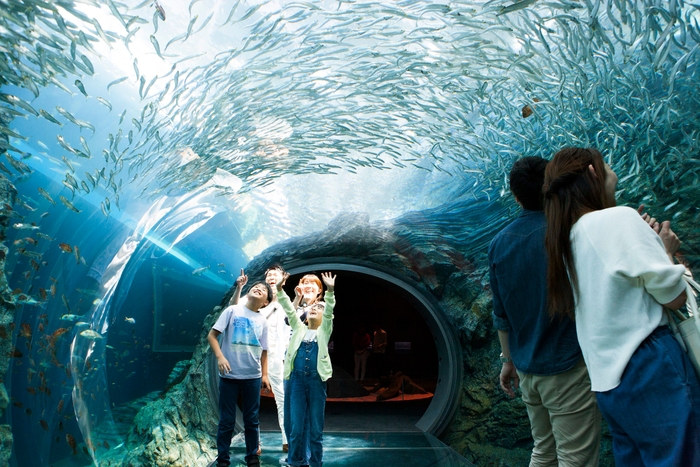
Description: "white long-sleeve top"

(571, 206), (686, 392)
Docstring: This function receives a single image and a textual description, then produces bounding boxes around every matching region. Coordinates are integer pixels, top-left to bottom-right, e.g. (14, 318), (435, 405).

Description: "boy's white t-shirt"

(213, 304), (268, 379)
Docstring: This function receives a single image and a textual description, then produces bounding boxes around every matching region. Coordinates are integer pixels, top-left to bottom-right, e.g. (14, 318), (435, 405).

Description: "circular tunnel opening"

(211, 260), (463, 437)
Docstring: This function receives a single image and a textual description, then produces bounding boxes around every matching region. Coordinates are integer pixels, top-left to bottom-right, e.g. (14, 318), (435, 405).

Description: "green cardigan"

(278, 289), (335, 382)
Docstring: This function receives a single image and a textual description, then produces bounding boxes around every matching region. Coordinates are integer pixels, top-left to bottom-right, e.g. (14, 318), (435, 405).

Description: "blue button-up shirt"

(489, 209), (581, 375)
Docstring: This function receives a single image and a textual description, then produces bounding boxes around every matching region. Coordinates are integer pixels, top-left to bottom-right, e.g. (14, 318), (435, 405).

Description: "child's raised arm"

(321, 272), (335, 292)
(228, 269), (248, 305)
(275, 273), (302, 327)
(321, 272), (336, 322)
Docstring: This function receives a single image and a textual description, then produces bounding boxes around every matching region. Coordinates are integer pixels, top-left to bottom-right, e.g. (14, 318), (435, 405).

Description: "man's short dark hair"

(509, 156), (549, 211)
(265, 264), (286, 275)
(248, 281), (273, 303)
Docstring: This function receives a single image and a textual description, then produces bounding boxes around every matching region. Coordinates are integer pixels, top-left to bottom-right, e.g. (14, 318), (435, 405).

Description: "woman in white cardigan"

(543, 147), (700, 466)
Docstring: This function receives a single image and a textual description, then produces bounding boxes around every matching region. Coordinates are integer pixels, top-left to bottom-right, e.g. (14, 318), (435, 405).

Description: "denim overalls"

(287, 339), (327, 467)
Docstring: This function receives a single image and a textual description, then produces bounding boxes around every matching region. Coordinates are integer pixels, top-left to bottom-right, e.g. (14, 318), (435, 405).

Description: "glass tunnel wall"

(1, 0), (699, 466)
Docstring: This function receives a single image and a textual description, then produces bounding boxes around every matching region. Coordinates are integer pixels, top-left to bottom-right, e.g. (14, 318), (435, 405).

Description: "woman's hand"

(277, 272), (289, 292)
(321, 272), (336, 291)
(659, 221), (681, 256)
(637, 204), (660, 233)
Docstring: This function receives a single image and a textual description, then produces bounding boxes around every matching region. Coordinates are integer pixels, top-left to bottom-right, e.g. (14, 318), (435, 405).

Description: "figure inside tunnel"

(352, 323), (370, 382)
(277, 272), (336, 467)
(489, 156), (602, 466)
(371, 323), (388, 377)
(231, 265), (292, 454)
(544, 147), (700, 467)
(207, 280), (272, 467)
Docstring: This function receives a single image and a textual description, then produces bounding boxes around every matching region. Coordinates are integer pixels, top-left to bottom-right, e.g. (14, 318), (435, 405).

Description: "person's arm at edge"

(261, 350), (270, 392)
(658, 220), (687, 310)
(497, 329), (519, 398)
(277, 286), (302, 327)
(207, 328), (231, 374)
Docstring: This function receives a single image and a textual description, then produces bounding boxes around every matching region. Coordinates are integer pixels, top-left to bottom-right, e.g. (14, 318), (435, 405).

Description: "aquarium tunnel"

(2, 0), (700, 466)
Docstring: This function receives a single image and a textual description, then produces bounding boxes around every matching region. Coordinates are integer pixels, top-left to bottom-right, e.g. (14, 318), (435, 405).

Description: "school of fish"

(1, 0), (699, 465)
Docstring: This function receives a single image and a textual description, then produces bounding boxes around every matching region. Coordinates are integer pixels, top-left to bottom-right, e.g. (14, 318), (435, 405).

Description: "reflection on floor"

(228, 432), (476, 467)
(260, 397), (432, 432)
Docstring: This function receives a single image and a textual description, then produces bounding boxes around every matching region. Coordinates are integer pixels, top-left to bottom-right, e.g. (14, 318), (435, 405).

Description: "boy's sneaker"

(246, 456), (260, 467)
(279, 457), (289, 466)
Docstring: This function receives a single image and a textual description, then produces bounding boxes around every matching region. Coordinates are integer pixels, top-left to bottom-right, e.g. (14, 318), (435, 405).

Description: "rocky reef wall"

(0, 174), (17, 467)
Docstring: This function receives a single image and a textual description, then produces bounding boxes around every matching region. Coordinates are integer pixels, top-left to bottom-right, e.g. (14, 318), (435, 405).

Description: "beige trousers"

(518, 359), (601, 467)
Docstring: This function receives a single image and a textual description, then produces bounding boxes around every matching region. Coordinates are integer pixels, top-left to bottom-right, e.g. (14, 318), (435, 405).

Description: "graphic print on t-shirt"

(230, 316), (262, 357)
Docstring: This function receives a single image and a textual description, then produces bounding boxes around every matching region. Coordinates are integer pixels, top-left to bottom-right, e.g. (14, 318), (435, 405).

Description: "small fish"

(38, 188), (56, 205)
(192, 265), (210, 276)
(5, 154), (31, 174)
(107, 76), (129, 91)
(59, 196), (81, 213)
(80, 329), (103, 340)
(61, 294), (70, 312)
(61, 156), (75, 173)
(15, 293), (39, 305)
(13, 223), (40, 230)
(66, 433), (77, 454)
(155, 0), (166, 20)
(61, 314), (82, 321)
(57, 135), (78, 155)
(150, 35), (164, 59)
(124, 317), (135, 324)
(50, 328), (70, 341)
(498, 0), (539, 15)
(39, 110), (63, 126)
(40, 419), (49, 431)
(80, 55), (94, 75)
(58, 243), (72, 253)
(79, 136), (91, 156)
(74, 246), (81, 265)
(55, 107), (80, 126)
(19, 323), (32, 338)
(75, 80), (88, 97)
(96, 97), (112, 111)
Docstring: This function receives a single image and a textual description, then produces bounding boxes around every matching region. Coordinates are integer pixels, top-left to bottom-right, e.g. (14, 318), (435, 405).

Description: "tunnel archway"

(210, 258), (463, 436)
(209, 257), (463, 436)
(287, 259), (463, 435)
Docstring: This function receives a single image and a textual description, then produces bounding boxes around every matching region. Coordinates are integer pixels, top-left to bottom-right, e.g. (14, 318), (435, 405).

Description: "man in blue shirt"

(489, 156), (601, 467)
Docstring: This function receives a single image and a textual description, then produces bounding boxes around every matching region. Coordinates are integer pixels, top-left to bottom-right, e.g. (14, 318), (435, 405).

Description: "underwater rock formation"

(0, 174), (17, 467)
(122, 197), (612, 466)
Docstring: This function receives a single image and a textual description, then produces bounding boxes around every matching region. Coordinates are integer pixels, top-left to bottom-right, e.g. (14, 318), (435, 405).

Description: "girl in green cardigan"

(276, 272), (336, 467)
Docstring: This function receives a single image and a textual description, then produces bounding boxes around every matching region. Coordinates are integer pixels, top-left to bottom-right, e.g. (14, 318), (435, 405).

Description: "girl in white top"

(543, 147), (700, 467)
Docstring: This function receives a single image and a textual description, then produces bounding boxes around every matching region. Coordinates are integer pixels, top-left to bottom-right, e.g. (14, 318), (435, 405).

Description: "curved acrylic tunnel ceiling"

(2, 0), (700, 466)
